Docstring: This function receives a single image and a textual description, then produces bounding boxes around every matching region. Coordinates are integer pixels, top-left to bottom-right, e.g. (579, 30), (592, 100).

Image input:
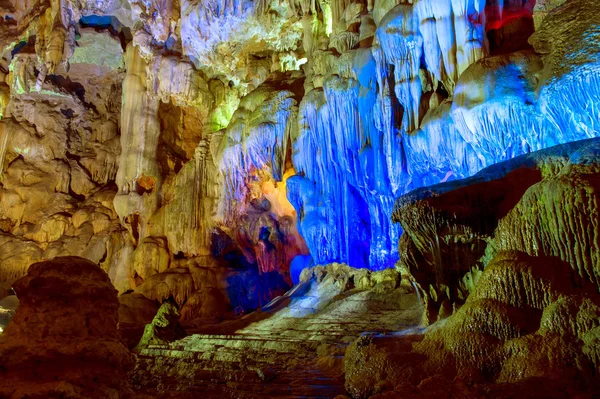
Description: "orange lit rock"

(136, 173), (156, 194)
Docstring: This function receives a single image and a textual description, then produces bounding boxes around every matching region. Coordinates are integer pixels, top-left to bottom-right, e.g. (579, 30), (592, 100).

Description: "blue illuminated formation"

(284, 3), (600, 271)
(290, 254), (313, 285)
(202, 0), (600, 272)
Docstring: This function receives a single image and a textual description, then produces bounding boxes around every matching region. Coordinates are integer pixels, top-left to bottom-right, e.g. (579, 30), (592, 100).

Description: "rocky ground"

(132, 264), (422, 398)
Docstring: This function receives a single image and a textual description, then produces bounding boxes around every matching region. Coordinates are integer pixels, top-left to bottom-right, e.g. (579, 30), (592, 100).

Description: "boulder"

(0, 256), (134, 398)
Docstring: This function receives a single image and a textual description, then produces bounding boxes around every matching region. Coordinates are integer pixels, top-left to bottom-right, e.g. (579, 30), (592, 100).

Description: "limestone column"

(114, 43), (161, 243)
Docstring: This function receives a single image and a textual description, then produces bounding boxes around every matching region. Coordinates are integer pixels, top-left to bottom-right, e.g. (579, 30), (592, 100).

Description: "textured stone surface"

(393, 137), (600, 323)
(0, 256), (134, 398)
(132, 264), (422, 397)
(370, 138), (600, 398)
(343, 250), (600, 398)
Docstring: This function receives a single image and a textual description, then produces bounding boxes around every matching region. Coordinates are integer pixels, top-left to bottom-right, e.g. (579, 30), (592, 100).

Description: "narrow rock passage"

(132, 265), (423, 398)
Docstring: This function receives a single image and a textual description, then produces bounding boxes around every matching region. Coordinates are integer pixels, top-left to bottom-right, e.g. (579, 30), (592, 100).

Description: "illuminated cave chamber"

(202, 0), (599, 273)
(0, 0), (596, 299)
(0, 0), (600, 397)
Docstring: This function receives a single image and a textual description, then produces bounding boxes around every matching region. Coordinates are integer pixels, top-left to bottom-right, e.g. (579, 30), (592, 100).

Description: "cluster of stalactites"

(371, 0), (494, 134)
(29, 0), (80, 91)
(288, 77), (402, 269)
(287, 0), (600, 272)
(0, 0), (133, 106)
(130, 0), (179, 44)
(211, 88), (297, 224)
(183, 0), (251, 40)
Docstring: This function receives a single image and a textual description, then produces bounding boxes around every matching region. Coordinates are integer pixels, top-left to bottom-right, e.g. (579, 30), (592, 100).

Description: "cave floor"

(132, 281), (423, 398)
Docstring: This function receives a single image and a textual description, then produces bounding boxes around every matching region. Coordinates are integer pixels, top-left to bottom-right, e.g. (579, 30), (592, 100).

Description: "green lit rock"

(70, 28), (124, 71)
(133, 301), (184, 353)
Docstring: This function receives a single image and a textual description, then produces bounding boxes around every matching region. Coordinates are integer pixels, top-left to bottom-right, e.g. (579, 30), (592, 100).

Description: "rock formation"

(356, 137), (600, 398)
(133, 300), (184, 352)
(1, 0), (599, 313)
(393, 137), (600, 323)
(0, 256), (134, 399)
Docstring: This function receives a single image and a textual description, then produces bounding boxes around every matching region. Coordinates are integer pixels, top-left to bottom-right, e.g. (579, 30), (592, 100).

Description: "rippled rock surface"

(394, 137), (600, 322)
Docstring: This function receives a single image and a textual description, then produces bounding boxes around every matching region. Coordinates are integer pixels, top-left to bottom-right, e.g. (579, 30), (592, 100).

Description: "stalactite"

(450, 0), (485, 76)
(377, 4), (422, 133)
(214, 88), (297, 223)
(116, 44), (159, 195)
(192, 139), (210, 229)
(44, 26), (66, 75)
(0, 123), (8, 178)
(298, 0), (320, 15)
(30, 0), (75, 91)
(301, 14), (317, 56)
(330, 0), (352, 28)
(61, 24), (76, 72)
(371, 45), (404, 195)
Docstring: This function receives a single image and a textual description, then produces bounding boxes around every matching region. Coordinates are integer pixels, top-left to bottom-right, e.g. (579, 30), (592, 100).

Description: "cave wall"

(0, 0), (599, 319)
